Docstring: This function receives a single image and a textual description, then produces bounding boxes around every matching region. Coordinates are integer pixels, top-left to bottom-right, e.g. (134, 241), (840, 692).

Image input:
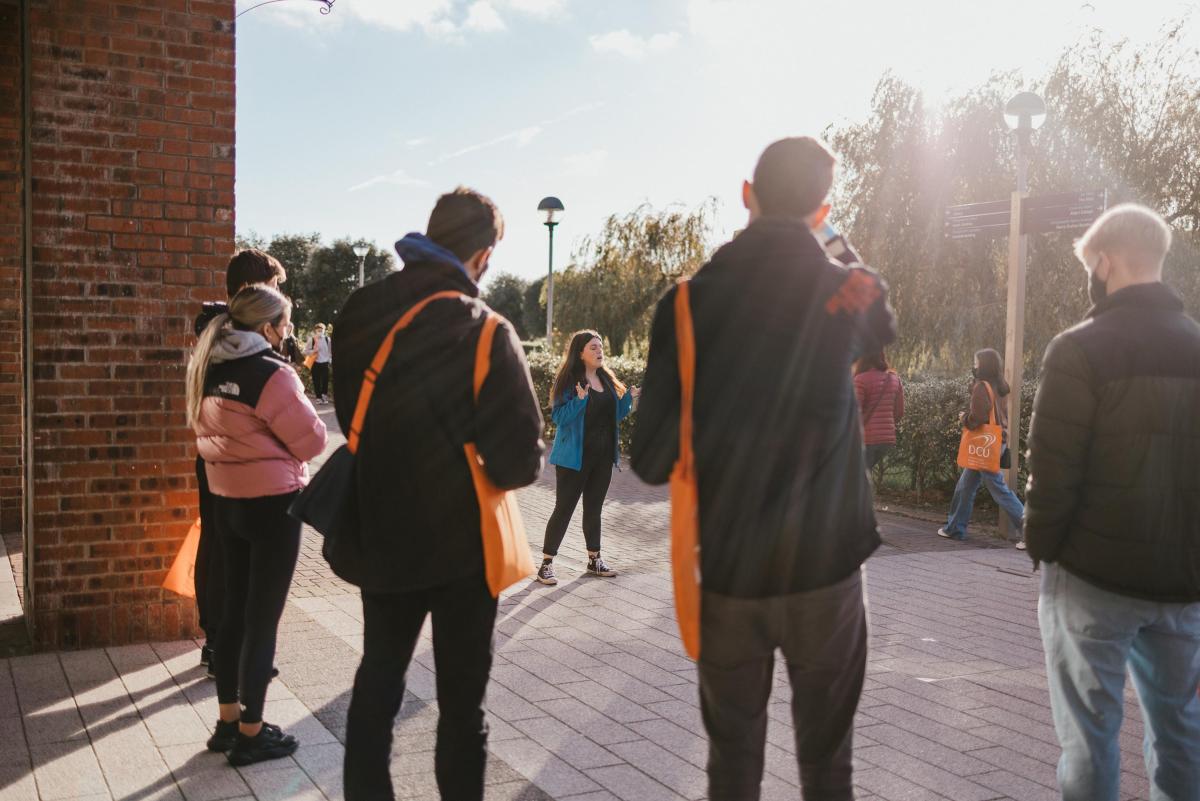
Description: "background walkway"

(0, 411), (1154, 801)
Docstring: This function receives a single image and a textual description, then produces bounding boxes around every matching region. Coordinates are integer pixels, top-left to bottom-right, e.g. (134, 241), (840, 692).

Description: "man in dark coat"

(1026, 203), (1200, 801)
(332, 188), (545, 801)
(632, 137), (896, 801)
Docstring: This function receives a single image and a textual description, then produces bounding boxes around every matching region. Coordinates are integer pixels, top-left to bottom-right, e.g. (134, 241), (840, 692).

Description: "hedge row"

(526, 346), (1036, 500)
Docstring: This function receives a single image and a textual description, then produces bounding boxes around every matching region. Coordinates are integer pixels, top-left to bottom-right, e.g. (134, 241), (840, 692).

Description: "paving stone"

(971, 769), (1059, 801)
(487, 736), (600, 797)
(511, 717), (622, 770)
(292, 740), (344, 800)
(158, 743), (251, 801)
(855, 745), (998, 801)
(0, 755), (38, 801)
(606, 739), (707, 800)
(238, 764), (325, 801)
(29, 742), (108, 801)
(581, 764), (687, 801)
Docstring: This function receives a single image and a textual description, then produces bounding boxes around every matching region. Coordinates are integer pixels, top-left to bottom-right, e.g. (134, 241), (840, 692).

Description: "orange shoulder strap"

(473, 314), (501, 402)
(347, 290), (467, 454)
(674, 282), (696, 472)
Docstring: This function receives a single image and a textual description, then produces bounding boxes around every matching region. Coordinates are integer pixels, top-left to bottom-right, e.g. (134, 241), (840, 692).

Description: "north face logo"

(218, 382), (240, 397)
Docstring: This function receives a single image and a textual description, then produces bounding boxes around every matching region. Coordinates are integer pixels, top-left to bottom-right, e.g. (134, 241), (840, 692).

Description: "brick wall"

(0, 2), (25, 553)
(25, 0), (235, 648)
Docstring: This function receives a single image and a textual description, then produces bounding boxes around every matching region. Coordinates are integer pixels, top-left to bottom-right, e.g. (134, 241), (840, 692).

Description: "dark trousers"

(864, 444), (893, 472)
(312, 362), (331, 397)
(344, 571), (498, 801)
(213, 491), (301, 723)
(699, 569), (868, 801)
(194, 456), (224, 644)
(541, 458), (613, 556)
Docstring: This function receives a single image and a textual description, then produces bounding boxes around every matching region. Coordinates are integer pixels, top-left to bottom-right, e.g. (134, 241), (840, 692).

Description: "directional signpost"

(944, 184), (1107, 538)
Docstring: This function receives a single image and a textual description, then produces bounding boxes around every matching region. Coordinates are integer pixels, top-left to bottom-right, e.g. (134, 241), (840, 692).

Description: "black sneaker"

(587, 555), (617, 577)
(200, 645), (212, 667)
(226, 722), (298, 767)
(206, 719), (239, 752)
(536, 562), (558, 585)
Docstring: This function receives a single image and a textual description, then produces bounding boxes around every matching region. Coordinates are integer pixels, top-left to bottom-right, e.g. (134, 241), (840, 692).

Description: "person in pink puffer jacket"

(186, 283), (327, 767)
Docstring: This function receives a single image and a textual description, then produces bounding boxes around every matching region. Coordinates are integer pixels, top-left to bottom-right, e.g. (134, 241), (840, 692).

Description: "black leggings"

(213, 491), (301, 723)
(312, 362), (330, 397)
(194, 456), (224, 644)
(541, 459), (613, 557)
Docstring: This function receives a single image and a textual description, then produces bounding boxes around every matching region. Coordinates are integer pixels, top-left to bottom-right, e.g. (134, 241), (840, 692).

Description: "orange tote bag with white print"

(956, 381), (1003, 473)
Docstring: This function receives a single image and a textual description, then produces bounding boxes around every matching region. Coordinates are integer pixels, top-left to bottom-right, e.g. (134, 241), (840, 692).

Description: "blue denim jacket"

(548, 381), (634, 471)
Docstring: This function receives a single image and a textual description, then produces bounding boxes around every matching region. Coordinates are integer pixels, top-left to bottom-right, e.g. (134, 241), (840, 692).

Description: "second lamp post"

(537, 196), (564, 351)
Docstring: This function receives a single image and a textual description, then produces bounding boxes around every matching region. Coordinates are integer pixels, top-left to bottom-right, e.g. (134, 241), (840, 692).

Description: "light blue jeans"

(1039, 563), (1200, 801)
(943, 453), (1024, 538)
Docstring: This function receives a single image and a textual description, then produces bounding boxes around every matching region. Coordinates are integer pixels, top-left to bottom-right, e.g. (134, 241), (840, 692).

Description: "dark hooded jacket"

(631, 217), (896, 598)
(329, 234), (545, 593)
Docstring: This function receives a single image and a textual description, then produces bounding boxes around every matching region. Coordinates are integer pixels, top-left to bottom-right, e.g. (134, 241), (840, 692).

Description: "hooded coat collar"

(395, 233), (474, 282)
(210, 329), (273, 364)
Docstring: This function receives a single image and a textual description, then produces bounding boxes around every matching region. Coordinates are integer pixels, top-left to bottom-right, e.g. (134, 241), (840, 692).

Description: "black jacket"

(1025, 282), (1200, 602)
(631, 217), (896, 598)
(329, 260), (545, 593)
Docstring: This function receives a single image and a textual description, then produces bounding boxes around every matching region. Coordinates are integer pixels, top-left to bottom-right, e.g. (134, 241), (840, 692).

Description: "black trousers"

(344, 571), (498, 801)
(194, 456), (224, 644)
(698, 569), (868, 801)
(213, 491), (301, 723)
(541, 456), (613, 557)
(312, 362), (331, 397)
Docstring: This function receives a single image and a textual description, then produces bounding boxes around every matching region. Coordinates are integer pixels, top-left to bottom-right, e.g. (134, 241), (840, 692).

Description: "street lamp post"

(537, 196), (564, 351)
(1001, 91), (1045, 535)
(353, 244), (369, 289)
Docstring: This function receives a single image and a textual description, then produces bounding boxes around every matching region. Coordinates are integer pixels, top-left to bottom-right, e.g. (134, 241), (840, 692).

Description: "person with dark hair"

(536, 330), (639, 586)
(331, 187), (544, 801)
(854, 350), (904, 475)
(632, 137), (895, 801)
(188, 284), (327, 765)
(191, 248), (288, 675)
(937, 348), (1026, 547)
(1027, 204), (1200, 801)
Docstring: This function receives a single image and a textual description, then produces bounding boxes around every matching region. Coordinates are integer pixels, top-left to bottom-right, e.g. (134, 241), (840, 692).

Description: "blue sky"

(234, 0), (1196, 286)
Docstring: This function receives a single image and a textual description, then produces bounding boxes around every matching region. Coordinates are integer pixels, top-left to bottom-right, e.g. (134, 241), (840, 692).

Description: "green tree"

(524, 276), (546, 347)
(553, 201), (715, 356)
(293, 239), (395, 329)
(825, 18), (1200, 376)
(482, 273), (530, 339)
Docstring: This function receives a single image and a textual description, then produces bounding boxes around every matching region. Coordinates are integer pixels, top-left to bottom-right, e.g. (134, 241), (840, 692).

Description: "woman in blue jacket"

(538, 330), (639, 585)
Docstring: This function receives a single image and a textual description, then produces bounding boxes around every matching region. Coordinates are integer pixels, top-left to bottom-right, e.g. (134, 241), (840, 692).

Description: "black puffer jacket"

(1025, 282), (1200, 602)
(330, 257), (545, 593)
(631, 217), (896, 598)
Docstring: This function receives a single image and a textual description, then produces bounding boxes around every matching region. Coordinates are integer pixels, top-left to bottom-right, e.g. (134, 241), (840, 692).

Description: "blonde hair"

(186, 284), (292, 429)
(1074, 203), (1173, 268)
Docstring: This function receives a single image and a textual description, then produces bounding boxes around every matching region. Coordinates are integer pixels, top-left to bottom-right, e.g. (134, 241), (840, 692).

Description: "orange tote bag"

(162, 518), (202, 598)
(956, 381), (1003, 473)
(465, 313), (534, 598)
(670, 282), (701, 660)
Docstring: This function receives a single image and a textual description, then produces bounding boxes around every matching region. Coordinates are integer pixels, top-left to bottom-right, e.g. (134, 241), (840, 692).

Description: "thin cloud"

(561, 148), (609, 178)
(590, 29), (681, 60)
(348, 168), (431, 193)
(465, 1), (506, 31)
(428, 100), (604, 164)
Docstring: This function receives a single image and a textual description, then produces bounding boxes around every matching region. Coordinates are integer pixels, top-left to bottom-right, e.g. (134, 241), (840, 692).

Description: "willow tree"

(552, 201), (715, 356)
(827, 17), (1200, 376)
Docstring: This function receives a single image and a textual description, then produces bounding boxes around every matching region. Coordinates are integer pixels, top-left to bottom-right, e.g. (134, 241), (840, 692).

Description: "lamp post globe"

(537, 197), (565, 350)
(352, 244), (369, 288)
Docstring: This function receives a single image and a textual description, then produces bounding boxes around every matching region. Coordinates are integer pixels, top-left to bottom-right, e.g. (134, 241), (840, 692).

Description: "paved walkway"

(0, 411), (1157, 800)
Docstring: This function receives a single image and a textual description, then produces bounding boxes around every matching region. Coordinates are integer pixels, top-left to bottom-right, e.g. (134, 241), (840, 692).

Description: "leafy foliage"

(826, 19), (1200, 376)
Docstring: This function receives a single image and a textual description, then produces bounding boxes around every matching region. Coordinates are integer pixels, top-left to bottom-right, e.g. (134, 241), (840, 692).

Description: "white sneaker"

(1015, 540), (1027, 551)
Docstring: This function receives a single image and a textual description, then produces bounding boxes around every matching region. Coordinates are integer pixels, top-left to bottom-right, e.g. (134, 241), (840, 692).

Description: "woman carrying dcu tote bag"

(938, 348), (1026, 548)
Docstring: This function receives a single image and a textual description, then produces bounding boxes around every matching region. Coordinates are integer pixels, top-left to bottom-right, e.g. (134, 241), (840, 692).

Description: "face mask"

(1088, 270), (1108, 305)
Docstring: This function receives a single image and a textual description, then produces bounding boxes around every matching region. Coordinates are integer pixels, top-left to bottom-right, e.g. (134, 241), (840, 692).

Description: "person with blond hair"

(1026, 203), (1200, 801)
(188, 283), (327, 766)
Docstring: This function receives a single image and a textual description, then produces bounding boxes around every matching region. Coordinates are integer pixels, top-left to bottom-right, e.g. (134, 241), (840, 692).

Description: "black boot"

(226, 723), (298, 767)
(206, 719), (239, 753)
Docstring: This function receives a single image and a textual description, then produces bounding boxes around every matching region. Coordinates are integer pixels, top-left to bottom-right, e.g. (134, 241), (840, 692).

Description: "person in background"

(188, 284), (327, 765)
(536, 330), (639, 586)
(937, 348), (1026, 549)
(632, 136), (895, 801)
(1026, 204), (1200, 801)
(854, 349), (904, 480)
(306, 323), (333, 403)
(191, 248), (287, 676)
